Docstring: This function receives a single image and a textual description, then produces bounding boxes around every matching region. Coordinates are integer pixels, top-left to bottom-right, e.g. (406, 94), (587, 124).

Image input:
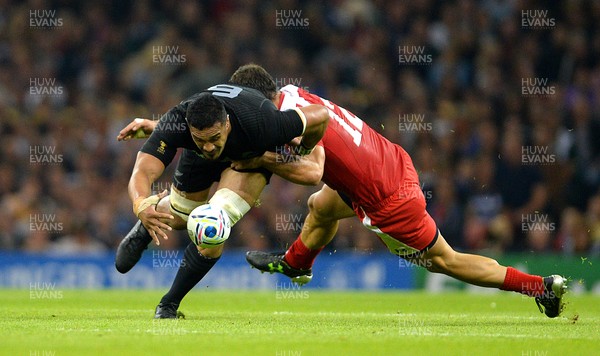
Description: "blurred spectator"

(463, 155), (511, 252)
(47, 219), (107, 256)
(526, 228), (553, 253)
(428, 175), (463, 250)
(585, 193), (600, 256)
(495, 122), (549, 250)
(555, 207), (590, 254)
(562, 94), (600, 210)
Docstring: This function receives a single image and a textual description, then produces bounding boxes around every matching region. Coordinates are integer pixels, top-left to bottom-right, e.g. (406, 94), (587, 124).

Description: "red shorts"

(353, 153), (438, 256)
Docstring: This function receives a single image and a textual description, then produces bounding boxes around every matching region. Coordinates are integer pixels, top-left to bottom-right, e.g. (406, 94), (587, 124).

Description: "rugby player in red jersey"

(230, 65), (566, 318)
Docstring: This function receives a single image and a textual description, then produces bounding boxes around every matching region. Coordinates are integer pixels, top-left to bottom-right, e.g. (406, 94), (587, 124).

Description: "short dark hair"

(229, 63), (277, 100)
(186, 92), (227, 130)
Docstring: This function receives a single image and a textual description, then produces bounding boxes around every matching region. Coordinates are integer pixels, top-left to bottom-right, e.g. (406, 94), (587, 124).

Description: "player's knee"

(198, 244), (224, 258)
(422, 236), (459, 274)
(486, 258), (500, 268)
(209, 188), (251, 226)
(425, 252), (459, 274)
(307, 192), (333, 222)
(157, 196), (186, 229)
(426, 255), (447, 274)
(307, 193), (319, 214)
(156, 196), (170, 214)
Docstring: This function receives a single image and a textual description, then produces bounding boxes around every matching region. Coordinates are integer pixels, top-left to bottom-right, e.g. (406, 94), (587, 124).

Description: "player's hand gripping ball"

(187, 204), (231, 248)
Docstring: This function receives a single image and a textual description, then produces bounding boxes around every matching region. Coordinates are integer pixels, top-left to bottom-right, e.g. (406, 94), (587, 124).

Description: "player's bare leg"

(156, 186), (209, 230)
(246, 185), (355, 284)
(196, 168), (266, 258)
(407, 233), (567, 318)
(287, 184), (354, 263)
(156, 169), (266, 318)
(407, 233), (506, 287)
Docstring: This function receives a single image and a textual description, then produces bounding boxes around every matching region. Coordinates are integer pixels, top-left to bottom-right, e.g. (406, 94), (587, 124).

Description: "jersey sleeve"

(254, 101), (305, 150)
(140, 106), (186, 167)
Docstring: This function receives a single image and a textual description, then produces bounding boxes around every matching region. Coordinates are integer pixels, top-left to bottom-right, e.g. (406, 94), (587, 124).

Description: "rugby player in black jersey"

(116, 85), (328, 318)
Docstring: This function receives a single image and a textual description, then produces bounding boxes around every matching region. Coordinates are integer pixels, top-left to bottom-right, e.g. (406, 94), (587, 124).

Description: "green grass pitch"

(0, 289), (598, 355)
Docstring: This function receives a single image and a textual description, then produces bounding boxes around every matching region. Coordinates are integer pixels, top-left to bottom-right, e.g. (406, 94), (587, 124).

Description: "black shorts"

(172, 149), (273, 193)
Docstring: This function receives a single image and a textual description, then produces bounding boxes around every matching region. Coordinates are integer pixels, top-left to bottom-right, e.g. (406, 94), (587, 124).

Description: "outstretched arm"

(129, 152), (174, 244)
(117, 118), (158, 141)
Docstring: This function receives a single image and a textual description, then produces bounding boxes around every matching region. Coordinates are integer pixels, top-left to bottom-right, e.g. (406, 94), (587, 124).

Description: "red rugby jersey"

(278, 85), (406, 207)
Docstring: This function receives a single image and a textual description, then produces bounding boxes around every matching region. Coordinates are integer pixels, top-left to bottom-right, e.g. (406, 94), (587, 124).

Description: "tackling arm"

(231, 145), (325, 186)
(296, 105), (329, 153)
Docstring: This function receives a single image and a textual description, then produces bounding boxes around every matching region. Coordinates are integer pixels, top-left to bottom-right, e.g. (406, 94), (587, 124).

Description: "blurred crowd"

(1, 0), (599, 256)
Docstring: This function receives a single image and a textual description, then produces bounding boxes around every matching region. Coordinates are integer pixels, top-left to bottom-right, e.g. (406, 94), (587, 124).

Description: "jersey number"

(322, 99), (363, 146)
(208, 85), (242, 98)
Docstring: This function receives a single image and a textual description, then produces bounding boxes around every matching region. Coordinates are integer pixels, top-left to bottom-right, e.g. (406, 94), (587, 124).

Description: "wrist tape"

(133, 195), (161, 217)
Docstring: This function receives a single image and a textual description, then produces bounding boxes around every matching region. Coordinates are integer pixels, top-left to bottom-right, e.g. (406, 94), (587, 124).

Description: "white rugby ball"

(187, 204), (231, 248)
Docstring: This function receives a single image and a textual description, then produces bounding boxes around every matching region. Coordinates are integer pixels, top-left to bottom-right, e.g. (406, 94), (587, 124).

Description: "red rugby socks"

(284, 235), (324, 270)
(501, 266), (545, 297)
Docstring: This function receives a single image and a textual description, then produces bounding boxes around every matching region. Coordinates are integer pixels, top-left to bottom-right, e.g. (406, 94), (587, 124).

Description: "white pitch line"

(272, 311), (597, 322)
(413, 332), (598, 341)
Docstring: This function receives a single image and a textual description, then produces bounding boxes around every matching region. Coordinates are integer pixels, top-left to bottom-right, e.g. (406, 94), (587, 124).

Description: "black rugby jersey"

(140, 84), (304, 167)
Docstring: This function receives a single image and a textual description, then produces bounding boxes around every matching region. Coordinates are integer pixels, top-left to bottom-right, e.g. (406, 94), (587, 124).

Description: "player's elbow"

(313, 106), (329, 137)
(303, 105), (329, 129)
(301, 166), (323, 186)
(290, 167), (323, 186)
(300, 147), (324, 186)
(315, 105), (330, 126)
